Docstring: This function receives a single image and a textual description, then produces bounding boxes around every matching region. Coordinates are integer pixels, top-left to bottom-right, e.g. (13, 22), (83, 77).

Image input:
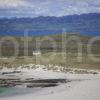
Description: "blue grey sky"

(0, 0), (100, 17)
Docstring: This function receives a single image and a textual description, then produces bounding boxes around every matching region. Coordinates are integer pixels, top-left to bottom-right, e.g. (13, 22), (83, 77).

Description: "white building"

(32, 50), (41, 56)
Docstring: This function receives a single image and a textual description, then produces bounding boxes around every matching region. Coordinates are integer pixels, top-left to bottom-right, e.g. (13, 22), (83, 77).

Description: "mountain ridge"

(0, 13), (100, 36)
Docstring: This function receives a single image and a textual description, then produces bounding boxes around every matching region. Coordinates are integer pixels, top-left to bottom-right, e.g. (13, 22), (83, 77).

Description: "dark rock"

(27, 83), (58, 88)
(2, 71), (21, 75)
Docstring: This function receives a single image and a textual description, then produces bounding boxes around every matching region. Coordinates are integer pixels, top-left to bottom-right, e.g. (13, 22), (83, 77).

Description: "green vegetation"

(0, 52), (100, 70)
(0, 33), (100, 70)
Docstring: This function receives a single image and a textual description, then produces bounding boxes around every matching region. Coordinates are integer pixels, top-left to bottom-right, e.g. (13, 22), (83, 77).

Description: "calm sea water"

(0, 30), (100, 36)
(0, 87), (40, 98)
(0, 87), (13, 97)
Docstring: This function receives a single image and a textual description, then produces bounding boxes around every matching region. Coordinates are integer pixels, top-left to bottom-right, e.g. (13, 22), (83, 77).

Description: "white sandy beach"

(0, 65), (100, 100)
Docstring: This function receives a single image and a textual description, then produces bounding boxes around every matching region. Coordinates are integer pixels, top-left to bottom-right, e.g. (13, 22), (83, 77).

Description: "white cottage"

(32, 50), (41, 56)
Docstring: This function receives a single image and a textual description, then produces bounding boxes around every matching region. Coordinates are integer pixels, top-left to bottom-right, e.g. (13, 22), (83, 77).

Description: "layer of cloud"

(0, 0), (27, 8)
(0, 0), (100, 17)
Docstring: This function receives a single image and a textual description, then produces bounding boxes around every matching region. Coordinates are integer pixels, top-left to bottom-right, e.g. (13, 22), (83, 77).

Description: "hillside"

(0, 33), (99, 56)
(0, 33), (100, 69)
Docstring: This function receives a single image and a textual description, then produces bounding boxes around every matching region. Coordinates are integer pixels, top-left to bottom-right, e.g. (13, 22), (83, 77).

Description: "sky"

(0, 0), (100, 18)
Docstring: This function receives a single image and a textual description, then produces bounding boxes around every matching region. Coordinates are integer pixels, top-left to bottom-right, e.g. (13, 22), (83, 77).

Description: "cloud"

(0, 0), (27, 8)
(0, 0), (100, 17)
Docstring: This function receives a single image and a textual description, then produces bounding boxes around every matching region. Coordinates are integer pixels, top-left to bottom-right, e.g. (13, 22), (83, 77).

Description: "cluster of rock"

(0, 72), (68, 88)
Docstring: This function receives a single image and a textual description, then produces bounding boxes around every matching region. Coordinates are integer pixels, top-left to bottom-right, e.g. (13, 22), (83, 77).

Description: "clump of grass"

(0, 52), (100, 70)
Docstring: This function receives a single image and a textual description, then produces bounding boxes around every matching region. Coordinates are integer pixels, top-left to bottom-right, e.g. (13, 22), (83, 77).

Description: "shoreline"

(0, 65), (100, 100)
